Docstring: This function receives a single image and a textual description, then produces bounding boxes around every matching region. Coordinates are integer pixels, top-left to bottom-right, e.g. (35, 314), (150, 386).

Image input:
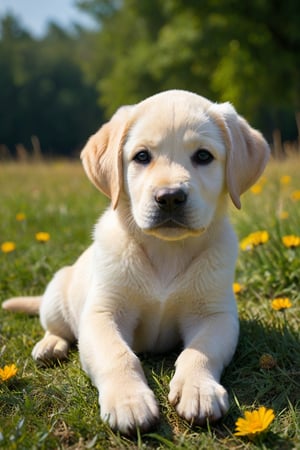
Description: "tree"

(78, 0), (300, 141)
(0, 14), (103, 156)
(209, 0), (300, 137)
(1, 2), (299, 155)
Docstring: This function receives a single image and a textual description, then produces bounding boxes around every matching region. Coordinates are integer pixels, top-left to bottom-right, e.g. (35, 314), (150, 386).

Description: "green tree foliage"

(0, 15), (103, 157)
(0, 1), (299, 156)
(78, 0), (300, 140)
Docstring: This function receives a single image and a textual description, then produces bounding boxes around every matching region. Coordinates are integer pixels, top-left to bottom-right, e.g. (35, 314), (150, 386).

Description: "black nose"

(155, 188), (187, 210)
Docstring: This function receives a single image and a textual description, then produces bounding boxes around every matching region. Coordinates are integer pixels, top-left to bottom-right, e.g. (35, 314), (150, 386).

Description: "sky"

(0, 0), (96, 36)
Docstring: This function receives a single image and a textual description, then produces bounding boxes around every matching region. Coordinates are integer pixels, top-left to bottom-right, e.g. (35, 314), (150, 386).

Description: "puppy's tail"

(2, 296), (41, 315)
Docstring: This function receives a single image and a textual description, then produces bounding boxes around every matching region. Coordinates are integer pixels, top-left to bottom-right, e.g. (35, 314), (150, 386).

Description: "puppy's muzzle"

(152, 187), (188, 228)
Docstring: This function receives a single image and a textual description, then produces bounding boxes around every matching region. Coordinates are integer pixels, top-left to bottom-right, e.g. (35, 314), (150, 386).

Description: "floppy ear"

(80, 106), (133, 209)
(209, 102), (270, 209)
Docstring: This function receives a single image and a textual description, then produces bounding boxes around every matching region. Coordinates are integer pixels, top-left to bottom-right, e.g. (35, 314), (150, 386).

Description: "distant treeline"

(1, 0), (300, 158)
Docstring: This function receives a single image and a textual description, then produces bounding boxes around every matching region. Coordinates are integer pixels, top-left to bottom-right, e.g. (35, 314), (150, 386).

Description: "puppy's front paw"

(100, 380), (159, 434)
(168, 373), (228, 425)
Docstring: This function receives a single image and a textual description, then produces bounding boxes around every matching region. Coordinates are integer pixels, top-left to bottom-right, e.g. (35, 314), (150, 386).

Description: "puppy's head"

(81, 90), (270, 241)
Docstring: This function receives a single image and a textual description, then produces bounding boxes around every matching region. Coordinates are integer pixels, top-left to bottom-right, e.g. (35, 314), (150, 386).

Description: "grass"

(0, 158), (299, 449)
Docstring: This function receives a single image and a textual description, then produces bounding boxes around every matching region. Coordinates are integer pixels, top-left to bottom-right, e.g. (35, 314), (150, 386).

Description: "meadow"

(0, 158), (299, 449)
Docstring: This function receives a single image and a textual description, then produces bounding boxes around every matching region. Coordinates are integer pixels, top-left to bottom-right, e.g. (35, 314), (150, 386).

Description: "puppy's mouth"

(145, 210), (189, 230)
(142, 214), (205, 241)
(152, 217), (187, 229)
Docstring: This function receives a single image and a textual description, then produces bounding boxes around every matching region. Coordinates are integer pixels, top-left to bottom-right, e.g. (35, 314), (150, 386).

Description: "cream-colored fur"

(2, 90), (270, 434)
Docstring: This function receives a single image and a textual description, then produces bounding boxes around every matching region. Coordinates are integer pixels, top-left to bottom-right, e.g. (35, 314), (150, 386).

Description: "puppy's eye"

(133, 150), (152, 165)
(191, 149), (214, 166)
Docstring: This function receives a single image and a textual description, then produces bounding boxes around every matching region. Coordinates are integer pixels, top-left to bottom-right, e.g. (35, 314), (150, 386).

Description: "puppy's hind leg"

(33, 267), (75, 364)
(32, 331), (71, 362)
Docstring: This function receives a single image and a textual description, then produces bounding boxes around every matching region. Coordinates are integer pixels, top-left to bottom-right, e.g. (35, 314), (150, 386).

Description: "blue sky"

(0, 0), (96, 36)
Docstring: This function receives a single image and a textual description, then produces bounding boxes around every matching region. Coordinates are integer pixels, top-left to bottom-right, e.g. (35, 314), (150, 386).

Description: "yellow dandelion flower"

(250, 184), (262, 194)
(253, 230), (269, 245)
(35, 232), (50, 243)
(16, 212), (26, 221)
(240, 237), (252, 251)
(278, 210), (289, 220)
(259, 353), (277, 369)
(291, 190), (300, 201)
(282, 235), (300, 248)
(233, 283), (243, 294)
(240, 231), (269, 251)
(280, 175), (291, 185)
(0, 364), (18, 382)
(234, 406), (275, 439)
(271, 297), (292, 311)
(1, 241), (16, 253)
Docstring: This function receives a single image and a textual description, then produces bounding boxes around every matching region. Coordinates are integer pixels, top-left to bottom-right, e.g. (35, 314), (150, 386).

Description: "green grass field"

(0, 159), (299, 449)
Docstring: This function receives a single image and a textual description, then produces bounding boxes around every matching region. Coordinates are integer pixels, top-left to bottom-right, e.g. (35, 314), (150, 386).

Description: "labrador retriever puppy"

(3, 90), (270, 434)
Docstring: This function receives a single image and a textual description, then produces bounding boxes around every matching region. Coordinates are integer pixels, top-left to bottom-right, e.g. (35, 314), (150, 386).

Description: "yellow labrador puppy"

(3, 90), (270, 434)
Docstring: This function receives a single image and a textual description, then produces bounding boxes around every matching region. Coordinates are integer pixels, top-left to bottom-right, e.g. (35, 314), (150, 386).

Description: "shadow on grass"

(140, 318), (299, 448)
(221, 318), (299, 449)
(225, 318), (300, 405)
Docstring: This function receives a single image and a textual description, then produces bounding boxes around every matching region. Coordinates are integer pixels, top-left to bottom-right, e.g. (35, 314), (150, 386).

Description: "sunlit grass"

(0, 158), (299, 449)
